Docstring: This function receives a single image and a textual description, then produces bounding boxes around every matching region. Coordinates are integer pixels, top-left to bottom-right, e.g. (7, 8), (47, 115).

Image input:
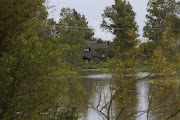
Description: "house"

(82, 41), (109, 62)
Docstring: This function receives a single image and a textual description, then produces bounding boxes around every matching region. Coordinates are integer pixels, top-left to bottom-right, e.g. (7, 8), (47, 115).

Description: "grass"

(77, 59), (151, 73)
(147, 75), (180, 83)
(77, 61), (110, 73)
(135, 58), (152, 72)
(76, 58), (180, 74)
(80, 68), (110, 72)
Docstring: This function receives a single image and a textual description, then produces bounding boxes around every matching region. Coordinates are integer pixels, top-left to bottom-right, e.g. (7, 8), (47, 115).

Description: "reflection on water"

(79, 74), (113, 79)
(136, 80), (149, 120)
(78, 73), (180, 120)
(79, 74), (113, 120)
(85, 82), (114, 120)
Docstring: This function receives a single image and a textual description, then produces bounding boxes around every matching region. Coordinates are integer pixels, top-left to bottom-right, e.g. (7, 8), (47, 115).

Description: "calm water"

(77, 73), (180, 120)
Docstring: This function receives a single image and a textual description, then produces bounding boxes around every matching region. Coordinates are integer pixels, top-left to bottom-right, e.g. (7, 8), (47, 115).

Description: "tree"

(101, 0), (138, 54)
(91, 37), (105, 43)
(139, 41), (155, 58)
(57, 8), (94, 41)
(143, 0), (180, 43)
(0, 0), (48, 53)
(0, 1), (58, 119)
(143, 0), (180, 73)
(46, 18), (58, 36)
(88, 1), (180, 120)
(0, 1), (84, 119)
(57, 8), (94, 69)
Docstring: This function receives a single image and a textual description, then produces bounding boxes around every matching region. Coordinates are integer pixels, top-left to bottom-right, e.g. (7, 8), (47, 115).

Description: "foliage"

(90, 40), (179, 120)
(0, 0), (48, 53)
(48, 71), (86, 120)
(90, 37), (113, 47)
(91, 37), (105, 43)
(101, 0), (138, 53)
(79, 61), (109, 70)
(138, 41), (155, 57)
(57, 8), (94, 41)
(46, 18), (58, 36)
(89, 1), (180, 119)
(57, 8), (94, 70)
(49, 103), (80, 120)
(145, 79), (180, 120)
(143, 0), (180, 43)
(0, 1), (86, 120)
(94, 47), (113, 61)
(1, 0), (180, 119)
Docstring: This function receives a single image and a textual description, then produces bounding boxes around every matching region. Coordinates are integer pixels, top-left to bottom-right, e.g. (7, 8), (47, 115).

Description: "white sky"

(46, 0), (149, 41)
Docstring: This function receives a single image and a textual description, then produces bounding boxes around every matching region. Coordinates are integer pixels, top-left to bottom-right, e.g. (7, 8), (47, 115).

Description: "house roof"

(83, 52), (94, 59)
(83, 41), (109, 59)
(94, 43), (109, 48)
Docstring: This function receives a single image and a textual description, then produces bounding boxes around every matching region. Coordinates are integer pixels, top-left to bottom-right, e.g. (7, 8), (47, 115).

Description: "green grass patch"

(77, 61), (110, 72)
(79, 68), (110, 72)
(135, 58), (151, 72)
(147, 75), (180, 83)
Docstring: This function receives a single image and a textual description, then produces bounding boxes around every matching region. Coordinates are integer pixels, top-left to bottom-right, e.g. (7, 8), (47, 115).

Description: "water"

(136, 80), (149, 120)
(77, 73), (180, 120)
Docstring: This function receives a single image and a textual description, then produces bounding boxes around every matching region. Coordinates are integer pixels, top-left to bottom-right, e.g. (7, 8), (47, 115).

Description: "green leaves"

(56, 8), (94, 69)
(101, 0), (138, 54)
(0, 1), (82, 119)
(49, 103), (80, 120)
(143, 0), (180, 43)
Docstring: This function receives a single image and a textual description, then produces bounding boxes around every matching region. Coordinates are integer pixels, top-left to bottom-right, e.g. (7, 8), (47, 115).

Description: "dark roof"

(83, 41), (109, 59)
(83, 52), (94, 59)
(89, 41), (109, 48)
(94, 43), (109, 48)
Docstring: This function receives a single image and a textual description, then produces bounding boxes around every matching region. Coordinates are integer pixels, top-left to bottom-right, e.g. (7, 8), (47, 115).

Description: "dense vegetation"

(0, 1), (84, 119)
(0, 0), (180, 119)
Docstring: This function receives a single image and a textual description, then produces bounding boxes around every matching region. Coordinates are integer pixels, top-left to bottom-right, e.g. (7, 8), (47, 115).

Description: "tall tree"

(57, 8), (94, 41)
(101, 0), (138, 54)
(57, 8), (94, 69)
(0, 0), (48, 53)
(143, 0), (180, 43)
(0, 1), (81, 119)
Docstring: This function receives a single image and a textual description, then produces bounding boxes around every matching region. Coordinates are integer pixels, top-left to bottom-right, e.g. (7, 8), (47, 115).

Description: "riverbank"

(77, 59), (180, 73)
(77, 62), (110, 73)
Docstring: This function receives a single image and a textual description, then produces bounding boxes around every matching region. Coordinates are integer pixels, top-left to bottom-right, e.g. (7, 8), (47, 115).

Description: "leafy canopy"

(57, 8), (94, 69)
(143, 0), (180, 43)
(101, 0), (138, 54)
(0, 1), (83, 119)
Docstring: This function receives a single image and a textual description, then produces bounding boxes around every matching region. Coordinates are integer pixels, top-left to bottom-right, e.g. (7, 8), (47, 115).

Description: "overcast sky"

(47, 0), (149, 41)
